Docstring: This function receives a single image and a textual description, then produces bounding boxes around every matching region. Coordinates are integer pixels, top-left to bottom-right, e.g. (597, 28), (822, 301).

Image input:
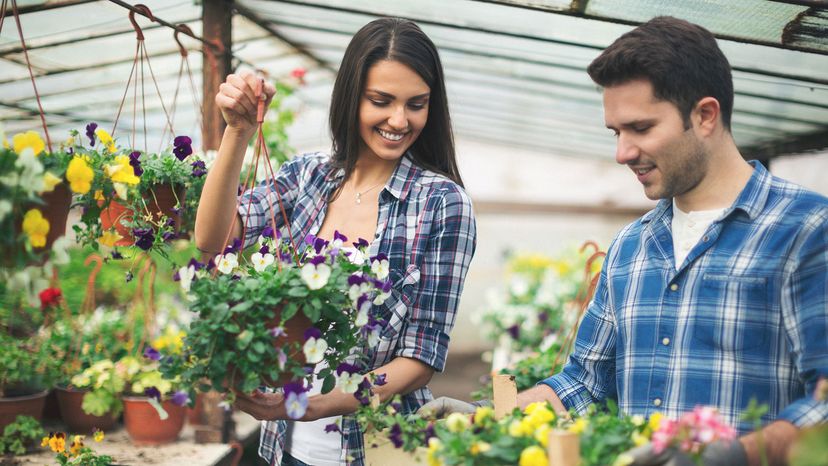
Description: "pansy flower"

(22, 208), (49, 247)
(129, 151), (143, 176)
(191, 159), (206, 177)
(85, 122), (98, 146)
(370, 253), (389, 280)
(215, 252), (238, 275)
(283, 381), (309, 419)
(302, 327), (327, 364)
(251, 250), (275, 272)
(133, 227), (155, 251)
(173, 135), (193, 161)
(301, 255), (331, 290)
(66, 156), (94, 194)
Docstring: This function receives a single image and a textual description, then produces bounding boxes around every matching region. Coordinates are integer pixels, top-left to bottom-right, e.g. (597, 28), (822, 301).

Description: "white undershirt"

(671, 200), (725, 270)
(284, 359), (344, 465)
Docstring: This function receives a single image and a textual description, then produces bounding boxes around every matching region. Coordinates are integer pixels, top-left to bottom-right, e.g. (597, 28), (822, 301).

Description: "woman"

(195, 18), (476, 466)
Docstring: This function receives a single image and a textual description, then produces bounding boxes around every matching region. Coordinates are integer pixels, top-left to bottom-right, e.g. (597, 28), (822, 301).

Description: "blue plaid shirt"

(543, 161), (828, 434)
(237, 152), (477, 465)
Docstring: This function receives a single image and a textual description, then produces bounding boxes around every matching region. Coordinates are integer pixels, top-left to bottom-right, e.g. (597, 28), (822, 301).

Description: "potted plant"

(0, 331), (58, 431)
(0, 415), (44, 456)
(119, 354), (188, 445)
(0, 130), (73, 268)
(161, 230), (391, 418)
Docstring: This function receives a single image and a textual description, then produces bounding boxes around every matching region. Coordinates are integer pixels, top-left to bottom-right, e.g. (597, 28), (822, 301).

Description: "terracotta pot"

(186, 392), (204, 425)
(122, 396), (186, 445)
(0, 390), (48, 432)
(55, 387), (117, 434)
(42, 389), (62, 421)
(36, 183), (72, 250)
(98, 183), (185, 246)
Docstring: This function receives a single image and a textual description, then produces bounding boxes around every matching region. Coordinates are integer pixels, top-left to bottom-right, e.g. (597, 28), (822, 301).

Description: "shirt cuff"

(539, 371), (596, 415)
(777, 396), (828, 428)
(395, 324), (450, 372)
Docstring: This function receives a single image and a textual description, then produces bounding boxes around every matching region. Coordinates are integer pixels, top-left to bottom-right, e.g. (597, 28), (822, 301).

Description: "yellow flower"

(98, 230), (123, 247)
(509, 419), (531, 437)
(2, 137), (8, 149)
(66, 157), (94, 194)
(534, 423), (551, 447)
(473, 405), (494, 426)
(94, 189), (105, 201)
(49, 433), (66, 453)
(518, 445), (548, 466)
(445, 412), (470, 433)
(95, 128), (116, 153)
(93, 429), (104, 442)
(470, 441), (491, 456)
(22, 209), (50, 247)
(41, 436), (49, 447)
(648, 412), (664, 432)
(427, 438), (443, 466)
(68, 435), (84, 456)
(105, 155), (139, 185)
(632, 431), (649, 447)
(152, 328), (186, 354)
(42, 172), (62, 192)
(12, 131), (45, 155)
(523, 403), (555, 429)
(567, 418), (589, 434)
(613, 453), (635, 466)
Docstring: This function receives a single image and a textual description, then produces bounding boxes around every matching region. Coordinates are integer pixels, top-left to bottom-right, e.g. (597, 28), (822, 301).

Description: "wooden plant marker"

(547, 430), (580, 466)
(492, 374), (517, 419)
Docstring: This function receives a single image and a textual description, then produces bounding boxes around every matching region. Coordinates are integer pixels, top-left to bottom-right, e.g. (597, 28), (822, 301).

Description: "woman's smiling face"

(358, 59), (431, 162)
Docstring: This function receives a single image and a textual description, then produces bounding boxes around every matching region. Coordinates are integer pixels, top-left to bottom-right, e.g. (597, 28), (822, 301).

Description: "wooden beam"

(473, 200), (651, 217)
(201, 0), (233, 151)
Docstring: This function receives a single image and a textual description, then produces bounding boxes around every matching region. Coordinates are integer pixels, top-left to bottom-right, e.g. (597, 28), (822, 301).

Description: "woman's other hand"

(215, 72), (276, 135)
(233, 389), (286, 421)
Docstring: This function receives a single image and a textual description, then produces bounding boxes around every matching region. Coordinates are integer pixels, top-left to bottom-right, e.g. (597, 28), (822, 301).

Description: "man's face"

(603, 79), (709, 201)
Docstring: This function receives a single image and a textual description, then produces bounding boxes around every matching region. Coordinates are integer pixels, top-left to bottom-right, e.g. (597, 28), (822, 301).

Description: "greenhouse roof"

(1, 0), (826, 162)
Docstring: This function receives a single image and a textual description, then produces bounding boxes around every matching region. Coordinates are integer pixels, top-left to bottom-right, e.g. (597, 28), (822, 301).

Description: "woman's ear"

(694, 97), (721, 137)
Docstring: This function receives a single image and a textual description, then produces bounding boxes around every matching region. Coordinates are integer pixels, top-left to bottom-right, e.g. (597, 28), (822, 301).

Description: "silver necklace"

(354, 182), (384, 205)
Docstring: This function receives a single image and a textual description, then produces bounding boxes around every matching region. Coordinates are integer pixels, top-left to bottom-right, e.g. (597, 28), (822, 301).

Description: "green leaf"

(252, 341), (266, 354)
(321, 374), (335, 394)
(224, 322), (241, 333)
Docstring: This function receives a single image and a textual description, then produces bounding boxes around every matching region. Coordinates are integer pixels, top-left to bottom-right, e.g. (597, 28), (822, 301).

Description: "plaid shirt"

(237, 152), (477, 465)
(543, 161), (828, 434)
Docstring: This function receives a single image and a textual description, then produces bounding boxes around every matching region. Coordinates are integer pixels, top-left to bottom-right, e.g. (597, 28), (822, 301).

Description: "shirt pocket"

(691, 272), (771, 352)
(377, 264), (421, 339)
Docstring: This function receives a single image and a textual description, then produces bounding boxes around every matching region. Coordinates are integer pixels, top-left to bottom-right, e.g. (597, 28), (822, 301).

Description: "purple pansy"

(262, 225), (275, 239)
(190, 160), (206, 177)
(348, 273), (367, 286)
(506, 324), (520, 340)
(144, 387), (162, 401)
(173, 135), (193, 161)
(125, 271), (134, 282)
(143, 346), (161, 361)
(133, 227), (155, 251)
(309, 255), (326, 266)
(171, 390), (190, 407)
(162, 231), (176, 242)
(269, 326), (286, 338)
(304, 327), (322, 341)
(373, 373), (387, 386)
(129, 151), (143, 176)
(335, 362), (361, 376)
(259, 244), (270, 255)
(111, 250), (123, 260)
(388, 423), (404, 448)
(85, 122), (97, 146)
(353, 378), (373, 405)
(324, 423), (342, 434)
(188, 258), (205, 270)
(333, 230), (348, 243)
(353, 238), (369, 249)
(223, 238), (241, 254)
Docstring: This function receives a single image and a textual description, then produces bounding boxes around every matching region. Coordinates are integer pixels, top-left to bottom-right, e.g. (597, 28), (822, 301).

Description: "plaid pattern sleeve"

(542, 161), (828, 434)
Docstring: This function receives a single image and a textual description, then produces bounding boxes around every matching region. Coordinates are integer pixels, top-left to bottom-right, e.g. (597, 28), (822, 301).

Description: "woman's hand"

(215, 72), (276, 135)
(233, 389), (287, 421)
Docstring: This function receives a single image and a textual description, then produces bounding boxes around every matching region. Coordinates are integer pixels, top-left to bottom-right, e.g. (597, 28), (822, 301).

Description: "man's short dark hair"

(587, 16), (733, 131)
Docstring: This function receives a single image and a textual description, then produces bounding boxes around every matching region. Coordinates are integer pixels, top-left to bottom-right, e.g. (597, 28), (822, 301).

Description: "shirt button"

(662, 337), (670, 346)
(653, 398), (662, 407)
(703, 236), (709, 242)
(670, 283), (679, 291)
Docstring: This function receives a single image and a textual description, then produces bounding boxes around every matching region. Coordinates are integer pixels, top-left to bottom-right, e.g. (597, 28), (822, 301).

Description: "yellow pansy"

(523, 403), (555, 429)
(613, 453), (635, 466)
(445, 412), (470, 433)
(95, 128), (116, 153)
(66, 157), (94, 194)
(48, 433), (66, 453)
(94, 189), (105, 201)
(632, 431), (649, 447)
(22, 209), (50, 248)
(42, 172), (62, 192)
(426, 437), (443, 466)
(473, 405), (494, 426)
(648, 412), (664, 432)
(105, 155), (139, 185)
(567, 418), (589, 434)
(152, 328), (186, 354)
(12, 130), (45, 155)
(509, 419), (530, 437)
(98, 230), (123, 247)
(518, 445), (548, 466)
(93, 429), (104, 442)
(470, 441), (491, 456)
(534, 423), (551, 447)
(41, 436), (50, 447)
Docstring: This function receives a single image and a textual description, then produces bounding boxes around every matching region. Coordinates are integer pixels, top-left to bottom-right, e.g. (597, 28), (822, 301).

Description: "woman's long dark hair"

(328, 17), (462, 190)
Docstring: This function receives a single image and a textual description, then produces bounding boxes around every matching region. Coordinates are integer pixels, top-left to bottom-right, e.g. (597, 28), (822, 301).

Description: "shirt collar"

(641, 160), (770, 224)
(383, 153), (421, 202)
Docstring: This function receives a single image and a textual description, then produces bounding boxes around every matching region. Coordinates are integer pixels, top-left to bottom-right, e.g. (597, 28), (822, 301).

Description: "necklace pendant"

(356, 193), (362, 205)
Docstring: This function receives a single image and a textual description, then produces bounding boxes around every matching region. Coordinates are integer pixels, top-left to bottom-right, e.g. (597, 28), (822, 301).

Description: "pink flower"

(650, 406), (735, 456)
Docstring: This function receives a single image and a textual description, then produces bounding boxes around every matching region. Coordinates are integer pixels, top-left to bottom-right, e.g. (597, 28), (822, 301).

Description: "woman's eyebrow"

(366, 89), (430, 100)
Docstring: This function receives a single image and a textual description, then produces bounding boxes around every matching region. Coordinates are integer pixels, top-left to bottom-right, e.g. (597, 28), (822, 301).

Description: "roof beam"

(471, 0), (828, 56)
(741, 127), (828, 159)
(7, 0), (97, 15)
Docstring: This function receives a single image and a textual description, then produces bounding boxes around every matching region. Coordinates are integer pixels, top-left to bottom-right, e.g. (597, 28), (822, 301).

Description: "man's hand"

(417, 397), (490, 418)
(624, 439), (748, 466)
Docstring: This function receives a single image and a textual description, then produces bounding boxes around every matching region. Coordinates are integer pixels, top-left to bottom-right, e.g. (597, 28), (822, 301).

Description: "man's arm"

(739, 420), (798, 466)
(517, 384), (568, 415)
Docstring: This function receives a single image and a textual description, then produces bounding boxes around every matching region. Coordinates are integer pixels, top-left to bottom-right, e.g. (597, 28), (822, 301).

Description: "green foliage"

(473, 344), (565, 401)
(70, 359), (127, 416)
(0, 415), (43, 455)
(0, 331), (58, 396)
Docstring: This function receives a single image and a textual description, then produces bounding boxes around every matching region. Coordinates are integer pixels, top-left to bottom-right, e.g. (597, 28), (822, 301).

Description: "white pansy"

(509, 277), (530, 297)
(348, 248), (366, 265)
(178, 265), (196, 292)
(336, 372), (364, 394)
(371, 257), (389, 280)
(301, 263), (331, 290)
(50, 236), (71, 265)
(0, 200), (11, 222)
(348, 282), (372, 304)
(251, 252), (275, 272)
(216, 253), (238, 275)
(302, 337), (328, 364)
(355, 304), (369, 327)
(366, 328), (380, 347)
(15, 148), (45, 195)
(373, 291), (390, 306)
(113, 182), (128, 200)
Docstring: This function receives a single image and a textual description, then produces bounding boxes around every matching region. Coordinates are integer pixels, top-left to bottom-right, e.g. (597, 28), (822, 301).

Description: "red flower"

(291, 67), (306, 85)
(39, 287), (62, 310)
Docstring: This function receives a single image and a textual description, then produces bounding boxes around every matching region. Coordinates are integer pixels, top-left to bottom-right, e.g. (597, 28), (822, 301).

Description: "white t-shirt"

(284, 360), (344, 466)
(671, 200), (725, 269)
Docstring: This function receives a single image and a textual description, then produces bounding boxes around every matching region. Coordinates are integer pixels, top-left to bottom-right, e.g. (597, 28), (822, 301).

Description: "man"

(423, 16), (828, 466)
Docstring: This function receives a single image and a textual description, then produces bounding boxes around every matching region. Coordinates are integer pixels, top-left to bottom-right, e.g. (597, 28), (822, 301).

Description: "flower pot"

(122, 396), (186, 445)
(98, 183), (184, 246)
(98, 199), (133, 246)
(37, 183), (72, 250)
(55, 387), (117, 434)
(42, 388), (62, 421)
(0, 390), (48, 432)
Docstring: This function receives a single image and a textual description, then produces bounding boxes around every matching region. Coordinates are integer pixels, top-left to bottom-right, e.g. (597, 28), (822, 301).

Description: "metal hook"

(174, 23), (194, 57)
(128, 4), (155, 41)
